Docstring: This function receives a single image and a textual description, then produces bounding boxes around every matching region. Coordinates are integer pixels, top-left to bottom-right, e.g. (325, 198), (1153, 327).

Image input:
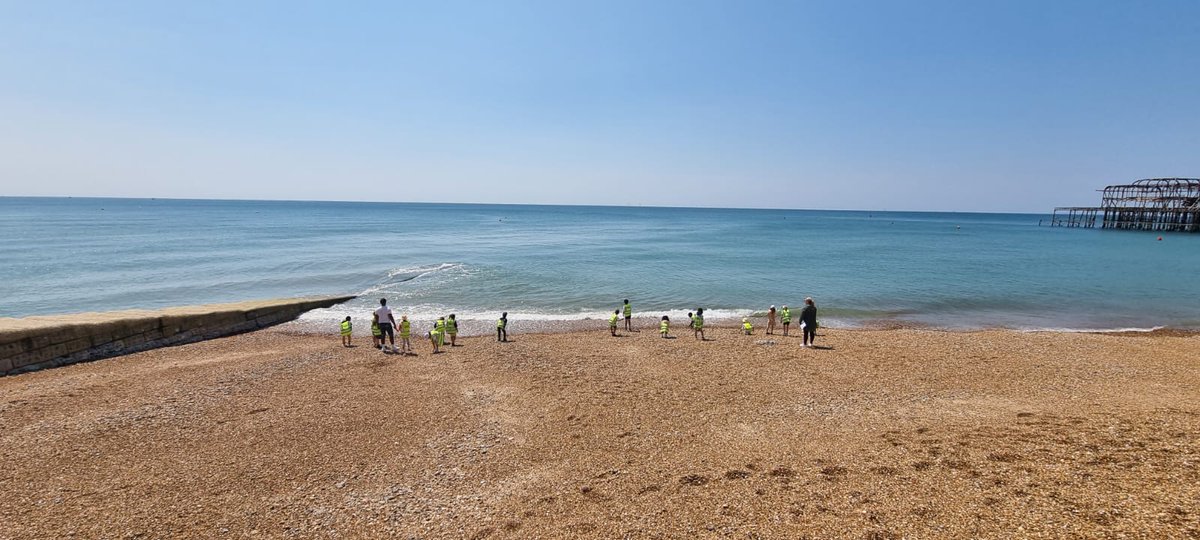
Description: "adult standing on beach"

(800, 298), (817, 348)
(623, 299), (633, 331)
(767, 305), (777, 335)
(375, 298), (397, 353)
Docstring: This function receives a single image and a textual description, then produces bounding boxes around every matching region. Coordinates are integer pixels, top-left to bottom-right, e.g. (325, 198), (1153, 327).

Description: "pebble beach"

(1, 324), (1197, 539)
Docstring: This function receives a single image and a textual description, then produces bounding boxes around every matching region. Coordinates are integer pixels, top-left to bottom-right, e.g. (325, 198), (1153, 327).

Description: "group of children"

(767, 299), (820, 347)
(339, 298), (511, 354)
(608, 303), (716, 341)
(613, 299), (820, 347)
(339, 311), (418, 356)
(341, 297), (819, 351)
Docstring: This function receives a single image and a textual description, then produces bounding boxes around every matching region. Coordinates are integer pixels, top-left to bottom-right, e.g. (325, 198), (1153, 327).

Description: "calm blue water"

(3, 197), (1199, 331)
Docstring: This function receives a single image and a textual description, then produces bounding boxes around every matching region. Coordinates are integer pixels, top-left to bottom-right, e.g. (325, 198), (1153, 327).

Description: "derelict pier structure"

(1048, 178), (1200, 232)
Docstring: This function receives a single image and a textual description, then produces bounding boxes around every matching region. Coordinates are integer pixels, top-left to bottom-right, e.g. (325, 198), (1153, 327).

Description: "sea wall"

(0, 296), (355, 376)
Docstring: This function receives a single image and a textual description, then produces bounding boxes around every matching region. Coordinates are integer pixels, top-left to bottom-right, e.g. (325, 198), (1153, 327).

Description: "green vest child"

(340, 316), (353, 347)
(433, 318), (446, 346)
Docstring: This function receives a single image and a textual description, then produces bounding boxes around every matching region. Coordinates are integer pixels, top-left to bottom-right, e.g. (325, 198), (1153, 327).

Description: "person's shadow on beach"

(810, 345), (834, 350)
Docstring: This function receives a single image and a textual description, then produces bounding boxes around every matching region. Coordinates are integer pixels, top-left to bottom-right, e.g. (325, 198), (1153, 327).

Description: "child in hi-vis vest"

(340, 316), (353, 347)
(429, 320), (443, 353)
(398, 315), (412, 355)
(371, 313), (382, 349)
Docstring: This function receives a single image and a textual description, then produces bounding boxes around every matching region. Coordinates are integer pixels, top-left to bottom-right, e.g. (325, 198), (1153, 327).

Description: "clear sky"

(2, 1), (1197, 212)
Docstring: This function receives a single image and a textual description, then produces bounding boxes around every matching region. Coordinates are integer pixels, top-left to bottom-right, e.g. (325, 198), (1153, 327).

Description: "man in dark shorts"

(374, 298), (397, 353)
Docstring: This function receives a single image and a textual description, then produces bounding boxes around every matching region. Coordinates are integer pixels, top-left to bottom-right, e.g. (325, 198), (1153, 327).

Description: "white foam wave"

(1017, 325), (1167, 334)
(298, 306), (758, 325)
(301, 297), (1179, 334)
(358, 263), (465, 295)
(386, 262), (460, 280)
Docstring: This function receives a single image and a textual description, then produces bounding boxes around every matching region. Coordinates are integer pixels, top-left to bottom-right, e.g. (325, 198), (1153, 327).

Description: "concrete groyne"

(0, 296), (354, 376)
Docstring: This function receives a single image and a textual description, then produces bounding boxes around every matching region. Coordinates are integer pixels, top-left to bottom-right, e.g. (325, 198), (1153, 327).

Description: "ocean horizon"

(3, 196), (1198, 332)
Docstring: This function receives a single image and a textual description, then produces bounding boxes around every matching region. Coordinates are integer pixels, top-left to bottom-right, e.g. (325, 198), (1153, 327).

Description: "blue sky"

(2, 0), (1197, 212)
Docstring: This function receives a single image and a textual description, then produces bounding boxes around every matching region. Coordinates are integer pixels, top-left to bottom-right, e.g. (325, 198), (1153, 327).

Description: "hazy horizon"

(5, 194), (1068, 215)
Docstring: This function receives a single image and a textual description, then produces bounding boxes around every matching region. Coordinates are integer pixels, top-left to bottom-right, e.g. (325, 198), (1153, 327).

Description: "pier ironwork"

(1048, 178), (1200, 232)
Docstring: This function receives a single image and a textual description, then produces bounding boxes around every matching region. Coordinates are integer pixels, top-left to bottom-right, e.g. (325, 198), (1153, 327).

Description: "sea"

(3, 197), (1199, 333)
